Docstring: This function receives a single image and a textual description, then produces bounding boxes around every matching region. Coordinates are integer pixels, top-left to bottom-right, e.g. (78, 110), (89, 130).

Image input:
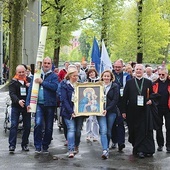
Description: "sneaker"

(35, 148), (41, 154)
(101, 150), (109, 159)
(68, 151), (74, 158)
(73, 146), (79, 155)
(9, 146), (15, 153)
(22, 146), (29, 152)
(42, 149), (49, 154)
(111, 143), (117, 149)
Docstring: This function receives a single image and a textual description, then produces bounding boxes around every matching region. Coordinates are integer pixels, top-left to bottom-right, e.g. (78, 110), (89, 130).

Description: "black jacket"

(9, 78), (30, 109)
(105, 82), (119, 114)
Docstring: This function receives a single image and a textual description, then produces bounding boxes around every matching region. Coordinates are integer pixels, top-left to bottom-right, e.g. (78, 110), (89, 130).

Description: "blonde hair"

(26, 65), (32, 71)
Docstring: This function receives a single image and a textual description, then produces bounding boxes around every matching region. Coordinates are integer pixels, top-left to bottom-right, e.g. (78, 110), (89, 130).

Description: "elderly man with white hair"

(143, 67), (158, 82)
(153, 67), (170, 153)
(122, 64), (155, 158)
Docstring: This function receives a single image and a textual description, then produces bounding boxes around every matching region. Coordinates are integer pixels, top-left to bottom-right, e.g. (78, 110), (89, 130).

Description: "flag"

(91, 37), (101, 73)
(100, 40), (112, 73)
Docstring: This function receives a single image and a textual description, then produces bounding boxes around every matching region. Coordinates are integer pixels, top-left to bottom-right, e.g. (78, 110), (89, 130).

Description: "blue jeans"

(9, 107), (31, 147)
(97, 113), (116, 150)
(64, 116), (84, 151)
(64, 118), (76, 152)
(34, 104), (55, 150)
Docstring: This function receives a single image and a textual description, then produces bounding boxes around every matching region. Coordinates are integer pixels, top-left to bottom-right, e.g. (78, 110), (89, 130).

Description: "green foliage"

(42, 0), (93, 60)
(78, 32), (91, 60)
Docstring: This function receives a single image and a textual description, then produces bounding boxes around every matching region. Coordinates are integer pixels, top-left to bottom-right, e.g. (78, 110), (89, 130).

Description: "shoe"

(35, 148), (41, 154)
(118, 144), (125, 151)
(138, 152), (145, 158)
(93, 138), (98, 142)
(86, 136), (91, 142)
(157, 146), (163, 151)
(22, 146), (29, 152)
(101, 150), (109, 159)
(64, 140), (68, 146)
(42, 149), (49, 154)
(111, 143), (117, 149)
(144, 153), (153, 157)
(68, 151), (74, 158)
(166, 146), (170, 153)
(73, 146), (79, 155)
(9, 146), (15, 153)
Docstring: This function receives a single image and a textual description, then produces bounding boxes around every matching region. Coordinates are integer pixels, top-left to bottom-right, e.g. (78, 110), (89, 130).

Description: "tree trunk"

(9, 0), (27, 78)
(53, 38), (60, 68)
(136, 0), (143, 63)
(101, 2), (108, 49)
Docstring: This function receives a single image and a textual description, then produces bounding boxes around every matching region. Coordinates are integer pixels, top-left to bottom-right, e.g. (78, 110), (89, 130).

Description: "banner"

(100, 40), (112, 73)
(91, 37), (101, 73)
(29, 26), (48, 113)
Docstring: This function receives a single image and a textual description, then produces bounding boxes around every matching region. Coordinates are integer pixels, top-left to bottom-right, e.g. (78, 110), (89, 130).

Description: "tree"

(79, 32), (91, 60)
(9, 0), (30, 78)
(42, 0), (93, 67)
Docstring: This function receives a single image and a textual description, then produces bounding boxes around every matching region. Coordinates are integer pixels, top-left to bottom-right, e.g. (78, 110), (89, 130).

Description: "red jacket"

(153, 81), (170, 109)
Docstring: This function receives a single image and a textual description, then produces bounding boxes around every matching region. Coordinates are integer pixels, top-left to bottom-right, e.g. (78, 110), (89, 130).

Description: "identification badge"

(137, 95), (144, 106)
(20, 87), (26, 96)
(120, 88), (124, 97)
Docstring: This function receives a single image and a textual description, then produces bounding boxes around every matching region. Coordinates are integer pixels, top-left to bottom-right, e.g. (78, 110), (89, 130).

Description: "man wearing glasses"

(153, 68), (170, 153)
(111, 59), (131, 151)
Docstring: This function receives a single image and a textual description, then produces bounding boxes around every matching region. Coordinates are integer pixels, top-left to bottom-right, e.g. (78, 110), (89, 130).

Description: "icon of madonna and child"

(78, 87), (100, 113)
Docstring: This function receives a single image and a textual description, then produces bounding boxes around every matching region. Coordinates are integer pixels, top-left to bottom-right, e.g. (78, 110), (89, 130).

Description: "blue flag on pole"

(91, 37), (101, 73)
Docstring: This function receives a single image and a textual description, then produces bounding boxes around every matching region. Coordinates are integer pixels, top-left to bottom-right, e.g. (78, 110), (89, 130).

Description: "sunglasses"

(159, 74), (165, 76)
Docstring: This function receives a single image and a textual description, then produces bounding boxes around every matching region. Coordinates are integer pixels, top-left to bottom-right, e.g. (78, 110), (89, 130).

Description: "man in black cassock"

(122, 64), (155, 158)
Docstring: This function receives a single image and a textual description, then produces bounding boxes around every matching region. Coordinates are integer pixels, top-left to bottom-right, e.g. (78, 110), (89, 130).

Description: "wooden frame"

(74, 82), (104, 117)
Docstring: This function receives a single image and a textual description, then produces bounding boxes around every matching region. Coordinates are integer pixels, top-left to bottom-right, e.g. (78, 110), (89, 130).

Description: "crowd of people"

(7, 58), (170, 160)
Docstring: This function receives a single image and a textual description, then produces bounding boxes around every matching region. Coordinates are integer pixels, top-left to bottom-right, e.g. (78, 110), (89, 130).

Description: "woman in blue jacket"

(60, 66), (84, 158)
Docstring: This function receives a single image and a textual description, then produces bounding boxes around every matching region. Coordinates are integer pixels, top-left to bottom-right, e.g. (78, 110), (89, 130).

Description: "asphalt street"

(0, 84), (170, 170)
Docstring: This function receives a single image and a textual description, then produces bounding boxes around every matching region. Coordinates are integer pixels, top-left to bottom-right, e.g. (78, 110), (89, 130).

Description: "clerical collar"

(135, 77), (143, 80)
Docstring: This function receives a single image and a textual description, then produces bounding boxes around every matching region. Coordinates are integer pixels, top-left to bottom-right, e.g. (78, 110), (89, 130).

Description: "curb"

(0, 81), (9, 90)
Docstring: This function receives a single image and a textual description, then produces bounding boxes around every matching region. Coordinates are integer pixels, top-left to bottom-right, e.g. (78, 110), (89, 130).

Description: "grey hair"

(158, 67), (168, 74)
(135, 64), (145, 71)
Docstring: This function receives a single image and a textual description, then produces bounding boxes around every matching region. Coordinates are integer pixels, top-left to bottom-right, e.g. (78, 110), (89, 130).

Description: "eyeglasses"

(44, 62), (51, 65)
(114, 66), (122, 68)
(159, 74), (165, 76)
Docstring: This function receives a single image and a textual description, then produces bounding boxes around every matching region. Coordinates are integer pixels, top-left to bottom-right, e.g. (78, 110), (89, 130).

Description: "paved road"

(0, 85), (170, 170)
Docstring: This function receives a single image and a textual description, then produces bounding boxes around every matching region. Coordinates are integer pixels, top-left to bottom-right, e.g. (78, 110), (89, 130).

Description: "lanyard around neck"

(135, 78), (144, 95)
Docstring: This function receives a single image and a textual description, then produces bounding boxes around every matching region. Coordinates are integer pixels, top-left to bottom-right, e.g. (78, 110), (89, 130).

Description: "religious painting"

(74, 82), (105, 116)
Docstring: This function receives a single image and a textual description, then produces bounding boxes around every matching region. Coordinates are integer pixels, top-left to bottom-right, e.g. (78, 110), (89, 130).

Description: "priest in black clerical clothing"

(122, 64), (155, 158)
